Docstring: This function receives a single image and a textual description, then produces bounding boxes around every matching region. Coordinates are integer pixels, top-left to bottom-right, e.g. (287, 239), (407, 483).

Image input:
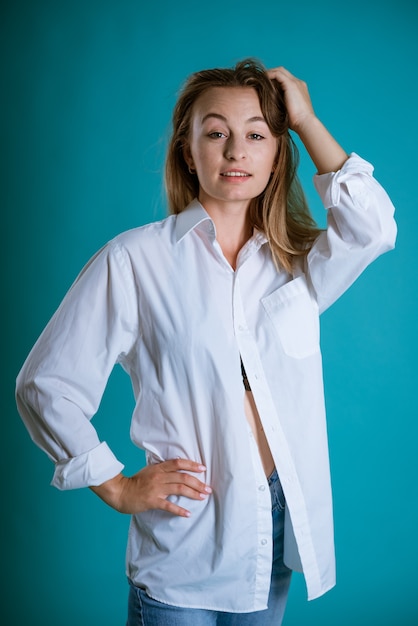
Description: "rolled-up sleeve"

(307, 153), (397, 313)
(15, 241), (138, 489)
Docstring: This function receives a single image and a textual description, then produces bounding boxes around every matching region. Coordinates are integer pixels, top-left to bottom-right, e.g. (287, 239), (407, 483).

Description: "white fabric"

(16, 153), (396, 610)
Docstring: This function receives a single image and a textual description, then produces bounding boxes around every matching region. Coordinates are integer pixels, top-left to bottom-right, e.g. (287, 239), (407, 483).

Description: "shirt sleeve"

(15, 240), (139, 490)
(306, 152), (397, 313)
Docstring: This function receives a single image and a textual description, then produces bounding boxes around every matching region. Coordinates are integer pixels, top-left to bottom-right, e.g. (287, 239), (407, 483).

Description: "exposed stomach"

(243, 390), (275, 477)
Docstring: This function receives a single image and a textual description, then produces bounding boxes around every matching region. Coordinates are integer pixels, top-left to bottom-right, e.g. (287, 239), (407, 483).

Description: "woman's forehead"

(192, 86), (263, 120)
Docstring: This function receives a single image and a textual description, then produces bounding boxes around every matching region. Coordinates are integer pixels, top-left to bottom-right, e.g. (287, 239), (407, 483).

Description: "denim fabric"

(126, 470), (292, 625)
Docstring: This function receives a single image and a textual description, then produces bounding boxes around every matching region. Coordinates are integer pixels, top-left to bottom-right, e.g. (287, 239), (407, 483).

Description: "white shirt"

(16, 153), (396, 611)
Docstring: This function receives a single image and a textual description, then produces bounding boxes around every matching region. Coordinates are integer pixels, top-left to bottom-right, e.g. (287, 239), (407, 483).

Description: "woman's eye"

(208, 132), (226, 139)
(249, 133), (264, 140)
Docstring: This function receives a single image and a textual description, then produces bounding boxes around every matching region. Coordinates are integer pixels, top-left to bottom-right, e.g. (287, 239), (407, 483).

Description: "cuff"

(313, 152), (375, 209)
(51, 441), (125, 490)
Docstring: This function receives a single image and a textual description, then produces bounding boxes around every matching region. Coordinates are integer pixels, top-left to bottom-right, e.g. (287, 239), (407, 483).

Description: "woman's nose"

(224, 136), (246, 160)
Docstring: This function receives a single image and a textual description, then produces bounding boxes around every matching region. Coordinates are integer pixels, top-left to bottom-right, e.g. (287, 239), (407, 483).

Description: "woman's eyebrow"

(201, 113), (267, 124)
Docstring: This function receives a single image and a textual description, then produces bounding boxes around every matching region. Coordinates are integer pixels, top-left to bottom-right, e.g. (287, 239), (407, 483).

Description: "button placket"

(246, 418), (273, 605)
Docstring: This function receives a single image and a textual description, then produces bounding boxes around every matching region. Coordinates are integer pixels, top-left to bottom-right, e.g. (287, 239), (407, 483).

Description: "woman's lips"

(220, 170), (251, 177)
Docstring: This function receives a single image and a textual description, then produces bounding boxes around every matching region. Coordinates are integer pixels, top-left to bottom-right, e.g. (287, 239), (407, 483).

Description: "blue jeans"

(127, 469), (292, 625)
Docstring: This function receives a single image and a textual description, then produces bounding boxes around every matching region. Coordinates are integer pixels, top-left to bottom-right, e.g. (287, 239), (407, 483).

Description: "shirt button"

(238, 325), (245, 331)
(258, 485), (266, 491)
(261, 539), (268, 546)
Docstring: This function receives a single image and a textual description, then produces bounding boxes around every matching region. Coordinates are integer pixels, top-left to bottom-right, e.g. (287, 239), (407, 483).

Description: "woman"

(16, 59), (397, 625)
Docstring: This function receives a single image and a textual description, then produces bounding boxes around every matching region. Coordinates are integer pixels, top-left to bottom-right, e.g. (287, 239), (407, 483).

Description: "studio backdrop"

(2, 1), (417, 624)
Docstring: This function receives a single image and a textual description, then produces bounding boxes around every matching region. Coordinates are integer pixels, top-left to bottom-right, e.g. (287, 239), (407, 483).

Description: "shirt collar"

(252, 229), (268, 246)
(175, 199), (214, 243)
(175, 197), (269, 248)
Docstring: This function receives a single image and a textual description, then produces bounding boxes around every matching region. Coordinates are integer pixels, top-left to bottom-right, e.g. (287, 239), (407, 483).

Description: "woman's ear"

(183, 144), (192, 167)
(183, 144), (196, 174)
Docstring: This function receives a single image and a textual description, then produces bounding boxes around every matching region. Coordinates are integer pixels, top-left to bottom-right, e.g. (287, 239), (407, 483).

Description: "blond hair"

(165, 58), (321, 273)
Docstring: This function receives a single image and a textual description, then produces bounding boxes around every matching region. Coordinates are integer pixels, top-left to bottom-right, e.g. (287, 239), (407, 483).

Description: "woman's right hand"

(90, 458), (212, 517)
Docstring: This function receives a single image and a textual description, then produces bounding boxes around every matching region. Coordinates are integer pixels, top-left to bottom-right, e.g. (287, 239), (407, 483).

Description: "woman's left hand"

(267, 66), (316, 135)
(267, 65), (348, 174)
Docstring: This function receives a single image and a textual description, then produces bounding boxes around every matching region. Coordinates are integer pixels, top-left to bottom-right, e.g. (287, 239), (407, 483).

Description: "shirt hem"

(134, 585), (268, 614)
(307, 580), (336, 601)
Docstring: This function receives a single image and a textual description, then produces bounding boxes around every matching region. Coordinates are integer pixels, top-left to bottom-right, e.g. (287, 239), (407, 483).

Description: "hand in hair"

(267, 66), (347, 174)
(267, 66), (315, 134)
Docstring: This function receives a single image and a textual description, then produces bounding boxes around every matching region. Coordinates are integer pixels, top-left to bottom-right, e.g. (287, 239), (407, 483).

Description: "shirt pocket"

(261, 276), (320, 359)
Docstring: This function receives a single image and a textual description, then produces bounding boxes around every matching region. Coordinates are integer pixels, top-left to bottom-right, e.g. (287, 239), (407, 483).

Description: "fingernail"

(199, 493), (207, 499)
(205, 486), (212, 494)
(198, 465), (206, 471)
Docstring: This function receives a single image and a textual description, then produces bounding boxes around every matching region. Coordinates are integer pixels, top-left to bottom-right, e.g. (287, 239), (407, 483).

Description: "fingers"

(158, 497), (193, 518)
(267, 66), (295, 82)
(156, 477), (210, 518)
(157, 464), (212, 496)
(161, 470), (212, 495)
(91, 458), (213, 517)
(154, 459), (212, 515)
(267, 66), (307, 94)
(266, 66), (315, 133)
(160, 457), (207, 474)
(267, 65), (288, 76)
(123, 458), (213, 518)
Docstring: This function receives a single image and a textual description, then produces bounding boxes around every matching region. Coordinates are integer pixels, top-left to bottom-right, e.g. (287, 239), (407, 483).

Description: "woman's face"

(185, 86), (279, 212)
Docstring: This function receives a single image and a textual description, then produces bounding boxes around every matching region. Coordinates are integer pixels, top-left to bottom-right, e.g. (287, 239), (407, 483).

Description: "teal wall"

(2, 0), (417, 623)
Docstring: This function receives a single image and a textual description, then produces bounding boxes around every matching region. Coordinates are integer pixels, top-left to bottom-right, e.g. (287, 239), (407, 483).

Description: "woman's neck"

(202, 200), (252, 270)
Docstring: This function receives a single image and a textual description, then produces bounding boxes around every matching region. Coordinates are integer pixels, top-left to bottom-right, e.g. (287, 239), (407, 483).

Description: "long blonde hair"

(165, 58), (321, 273)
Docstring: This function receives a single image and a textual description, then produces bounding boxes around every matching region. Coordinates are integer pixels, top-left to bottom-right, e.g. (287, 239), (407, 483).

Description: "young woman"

(16, 59), (396, 625)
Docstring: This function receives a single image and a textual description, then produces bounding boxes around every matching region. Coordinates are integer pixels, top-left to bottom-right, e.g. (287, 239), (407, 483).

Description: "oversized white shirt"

(16, 153), (396, 611)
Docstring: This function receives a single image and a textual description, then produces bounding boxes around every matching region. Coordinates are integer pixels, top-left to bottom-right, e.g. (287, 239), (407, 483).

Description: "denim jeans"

(127, 469), (292, 625)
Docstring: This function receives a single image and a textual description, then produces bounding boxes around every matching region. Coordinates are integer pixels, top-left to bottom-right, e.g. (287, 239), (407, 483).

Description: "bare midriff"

(244, 390), (275, 477)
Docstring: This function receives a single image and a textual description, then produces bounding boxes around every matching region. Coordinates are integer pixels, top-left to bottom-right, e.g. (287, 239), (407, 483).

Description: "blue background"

(2, 0), (417, 623)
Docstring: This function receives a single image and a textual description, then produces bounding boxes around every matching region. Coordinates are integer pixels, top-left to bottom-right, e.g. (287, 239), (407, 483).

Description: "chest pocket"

(261, 275), (320, 359)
